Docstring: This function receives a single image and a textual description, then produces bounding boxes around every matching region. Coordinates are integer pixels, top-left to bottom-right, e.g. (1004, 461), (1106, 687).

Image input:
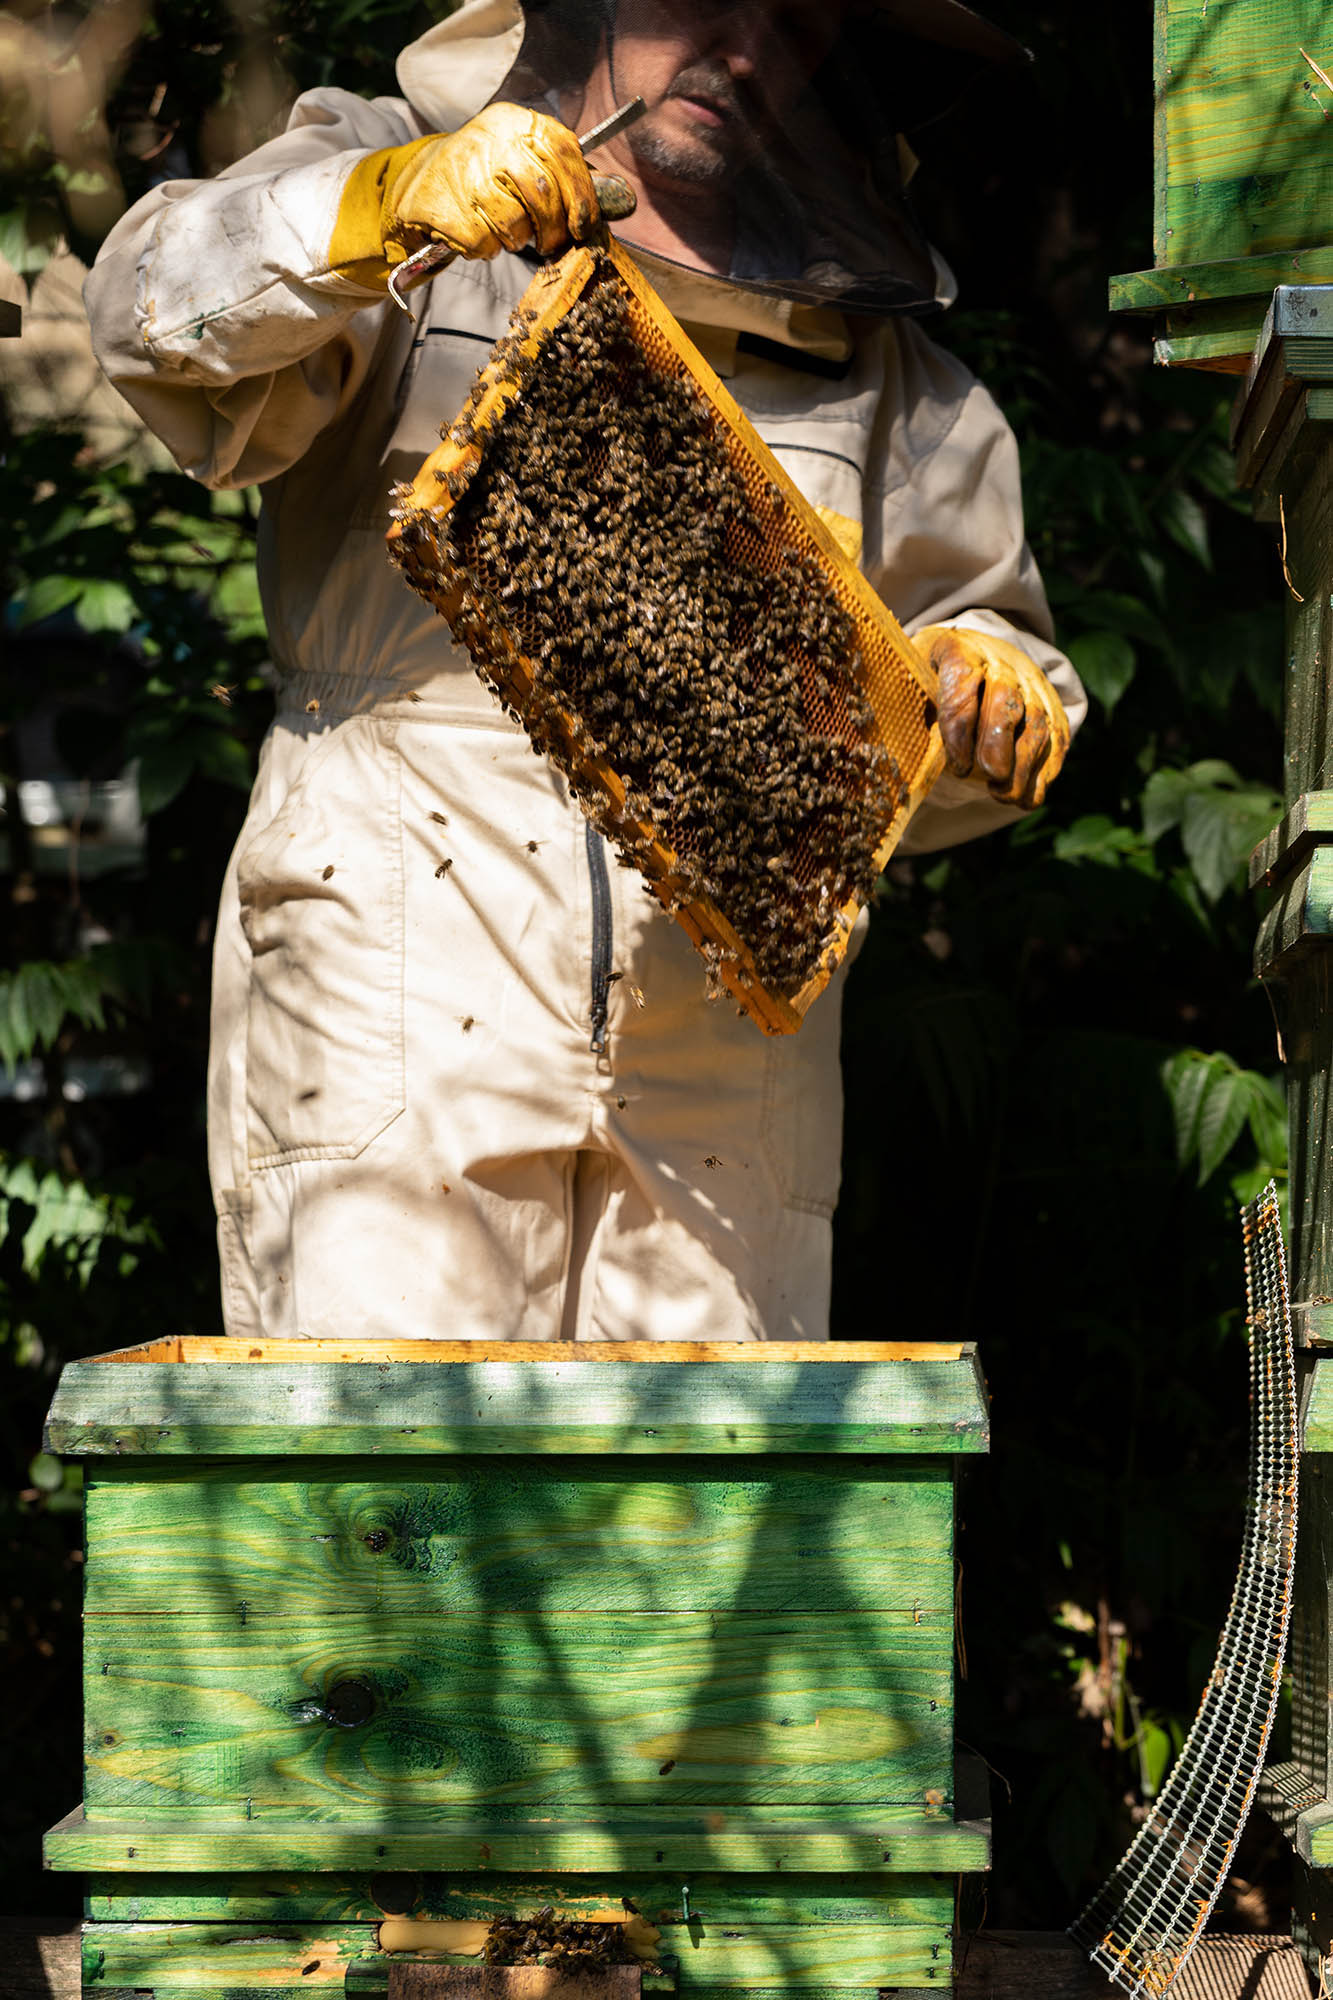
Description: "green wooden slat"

(1254, 850), (1333, 978)
(47, 1357), (990, 1458)
(83, 1610), (951, 1814)
(1248, 791), (1333, 890)
(84, 1459), (951, 1617)
(81, 1917), (954, 1991)
(1257, 1759), (1333, 1865)
(1303, 1360), (1333, 1453)
(1113, 246), (1333, 315)
(82, 1871), (960, 1924)
(83, 1920), (373, 1991)
(50, 1804), (989, 1875)
(1155, 0), (1333, 266)
(1150, 295), (1273, 370)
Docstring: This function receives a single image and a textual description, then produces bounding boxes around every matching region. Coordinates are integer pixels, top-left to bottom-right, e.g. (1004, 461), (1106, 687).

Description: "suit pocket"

(237, 714), (404, 1168)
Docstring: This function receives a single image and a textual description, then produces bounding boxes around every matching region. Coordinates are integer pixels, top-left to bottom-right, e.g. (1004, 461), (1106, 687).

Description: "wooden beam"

(45, 1352), (990, 1458)
(82, 1459), (952, 1617)
(92, 1339), (969, 1365)
(45, 1804), (992, 1875)
(1113, 247), (1333, 316)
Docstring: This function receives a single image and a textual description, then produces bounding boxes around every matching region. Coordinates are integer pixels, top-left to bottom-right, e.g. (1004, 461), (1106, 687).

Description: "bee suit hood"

(396, 0), (1028, 321)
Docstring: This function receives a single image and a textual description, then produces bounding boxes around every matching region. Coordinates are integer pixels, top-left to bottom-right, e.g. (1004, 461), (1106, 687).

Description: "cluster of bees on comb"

(390, 257), (905, 1002)
(483, 1907), (654, 1968)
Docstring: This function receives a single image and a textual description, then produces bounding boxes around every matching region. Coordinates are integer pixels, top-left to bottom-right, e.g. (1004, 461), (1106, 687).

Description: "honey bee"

(435, 859), (453, 879)
(387, 268), (906, 1018)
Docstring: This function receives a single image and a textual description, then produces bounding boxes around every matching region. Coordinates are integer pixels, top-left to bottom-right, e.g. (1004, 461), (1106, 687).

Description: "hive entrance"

(388, 241), (943, 1032)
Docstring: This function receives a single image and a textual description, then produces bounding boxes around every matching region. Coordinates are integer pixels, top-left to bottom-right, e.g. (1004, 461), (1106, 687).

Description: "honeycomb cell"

(388, 246), (940, 1031)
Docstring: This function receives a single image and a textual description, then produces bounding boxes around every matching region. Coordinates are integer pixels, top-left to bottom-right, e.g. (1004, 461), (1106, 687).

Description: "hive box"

(1111, 1), (1333, 368)
(43, 1339), (989, 1996)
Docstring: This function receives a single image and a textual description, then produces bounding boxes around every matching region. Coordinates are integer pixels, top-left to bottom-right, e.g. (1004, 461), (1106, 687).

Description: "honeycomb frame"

(387, 239), (945, 1035)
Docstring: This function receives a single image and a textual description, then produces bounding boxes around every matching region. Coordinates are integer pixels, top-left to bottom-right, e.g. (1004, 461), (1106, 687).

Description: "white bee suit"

(85, 0), (1084, 1343)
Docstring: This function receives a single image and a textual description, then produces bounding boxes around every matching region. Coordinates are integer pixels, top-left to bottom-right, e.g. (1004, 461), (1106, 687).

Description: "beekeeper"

(86, 0), (1084, 1345)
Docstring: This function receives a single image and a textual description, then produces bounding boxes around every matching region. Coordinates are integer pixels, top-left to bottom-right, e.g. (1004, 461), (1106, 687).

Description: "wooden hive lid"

(45, 1339), (988, 1459)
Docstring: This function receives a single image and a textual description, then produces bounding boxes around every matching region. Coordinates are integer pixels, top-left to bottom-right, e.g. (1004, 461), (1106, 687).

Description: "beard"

(627, 60), (765, 186)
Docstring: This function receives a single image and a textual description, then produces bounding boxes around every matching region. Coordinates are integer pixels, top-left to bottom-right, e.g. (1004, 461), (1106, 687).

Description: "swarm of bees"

(483, 1908), (653, 1969)
(389, 256), (908, 1005)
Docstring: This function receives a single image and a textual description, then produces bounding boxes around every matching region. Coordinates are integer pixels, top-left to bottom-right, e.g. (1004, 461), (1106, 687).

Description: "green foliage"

(1143, 761), (1283, 903)
(1162, 1048), (1287, 1194)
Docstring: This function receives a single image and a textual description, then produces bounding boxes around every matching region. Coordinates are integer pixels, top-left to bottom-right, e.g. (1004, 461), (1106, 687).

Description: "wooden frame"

(388, 240), (944, 1034)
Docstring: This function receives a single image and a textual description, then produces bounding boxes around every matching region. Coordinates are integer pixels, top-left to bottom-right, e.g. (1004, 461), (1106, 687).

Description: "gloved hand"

(915, 624), (1070, 809)
(328, 103), (602, 289)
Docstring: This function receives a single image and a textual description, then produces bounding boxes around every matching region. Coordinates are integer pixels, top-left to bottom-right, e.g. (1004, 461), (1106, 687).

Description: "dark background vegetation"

(0, 0), (1294, 1936)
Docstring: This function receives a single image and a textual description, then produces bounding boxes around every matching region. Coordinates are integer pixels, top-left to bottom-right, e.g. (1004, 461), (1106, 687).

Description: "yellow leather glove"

(327, 103), (602, 289)
(916, 624), (1070, 809)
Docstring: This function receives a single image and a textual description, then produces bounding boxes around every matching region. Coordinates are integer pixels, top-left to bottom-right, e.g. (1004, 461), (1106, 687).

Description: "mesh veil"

(493, 0), (1024, 315)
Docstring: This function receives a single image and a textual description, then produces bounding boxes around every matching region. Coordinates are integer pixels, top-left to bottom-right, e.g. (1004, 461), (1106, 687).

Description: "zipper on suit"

(586, 819), (613, 1055)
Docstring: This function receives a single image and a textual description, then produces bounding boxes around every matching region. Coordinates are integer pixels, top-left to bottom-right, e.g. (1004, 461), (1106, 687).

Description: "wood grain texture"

(82, 1610), (950, 1814)
(352, 1973), (674, 2000)
(82, 1871), (966, 1925)
(83, 1920), (375, 1990)
(22, 1927), (1316, 2000)
(386, 1971), (642, 2000)
(1300, 1357), (1333, 1451)
(80, 1916), (955, 1992)
(1155, 0), (1333, 267)
(94, 1340), (968, 1365)
(83, 1459), (951, 1617)
(53, 1803), (989, 1876)
(47, 1355), (990, 1458)
(1113, 245), (1333, 315)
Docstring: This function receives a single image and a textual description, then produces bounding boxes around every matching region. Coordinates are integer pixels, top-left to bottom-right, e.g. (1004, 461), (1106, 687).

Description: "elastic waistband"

(273, 668), (522, 731)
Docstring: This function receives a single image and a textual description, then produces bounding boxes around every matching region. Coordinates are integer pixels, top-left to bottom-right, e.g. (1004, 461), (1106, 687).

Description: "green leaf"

(1193, 1066), (1249, 1182)
(135, 739), (199, 817)
(27, 1451), (64, 1493)
(1181, 783), (1282, 902)
(1159, 487), (1212, 571)
(1141, 767), (1194, 843)
(1242, 1071), (1288, 1174)
(74, 579), (138, 634)
(16, 573), (83, 629)
(1053, 813), (1146, 867)
(1162, 1049), (1259, 1184)
(1141, 763), (1280, 897)
(195, 728), (254, 792)
(1138, 1716), (1173, 1799)
(1067, 630), (1136, 716)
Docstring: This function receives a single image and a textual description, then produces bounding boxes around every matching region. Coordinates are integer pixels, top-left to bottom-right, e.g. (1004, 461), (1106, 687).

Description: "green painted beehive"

(42, 1337), (989, 1996)
(1111, 0), (1333, 368)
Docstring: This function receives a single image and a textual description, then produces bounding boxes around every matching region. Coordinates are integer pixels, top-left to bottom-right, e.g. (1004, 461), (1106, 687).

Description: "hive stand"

(1229, 289), (1333, 1990)
(42, 1339), (990, 1997)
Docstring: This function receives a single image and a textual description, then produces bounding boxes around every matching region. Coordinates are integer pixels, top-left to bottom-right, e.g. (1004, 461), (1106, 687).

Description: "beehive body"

(1111, 1), (1333, 367)
(45, 1340), (989, 1995)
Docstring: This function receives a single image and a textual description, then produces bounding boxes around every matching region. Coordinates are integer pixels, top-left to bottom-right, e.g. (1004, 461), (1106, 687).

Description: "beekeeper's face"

(597, 0), (846, 188)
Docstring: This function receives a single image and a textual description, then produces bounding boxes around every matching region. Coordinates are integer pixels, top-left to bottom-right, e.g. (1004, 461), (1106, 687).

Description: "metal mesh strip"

(1068, 1182), (1298, 1998)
